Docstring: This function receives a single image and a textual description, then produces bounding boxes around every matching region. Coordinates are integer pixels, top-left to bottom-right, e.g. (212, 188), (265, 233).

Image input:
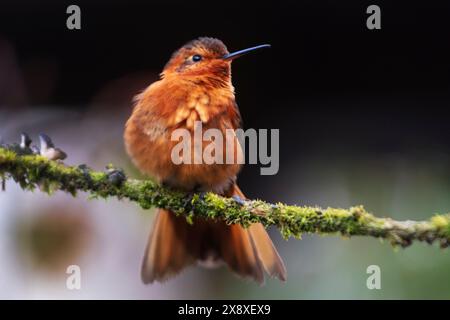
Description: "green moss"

(2, 146), (450, 249)
(431, 215), (450, 229)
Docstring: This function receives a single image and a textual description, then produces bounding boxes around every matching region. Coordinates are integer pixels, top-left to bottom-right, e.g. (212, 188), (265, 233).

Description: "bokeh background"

(1, 0), (450, 299)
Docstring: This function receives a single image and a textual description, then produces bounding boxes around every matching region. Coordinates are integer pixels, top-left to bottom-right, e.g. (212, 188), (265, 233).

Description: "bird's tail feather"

(141, 185), (287, 284)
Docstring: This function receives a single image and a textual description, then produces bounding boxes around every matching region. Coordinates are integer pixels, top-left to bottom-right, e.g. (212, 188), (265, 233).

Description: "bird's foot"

(182, 190), (208, 213)
(232, 195), (247, 206)
(183, 191), (196, 212)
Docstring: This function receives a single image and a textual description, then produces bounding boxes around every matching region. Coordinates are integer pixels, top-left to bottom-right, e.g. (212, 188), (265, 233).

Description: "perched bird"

(124, 37), (286, 284)
(39, 133), (67, 161)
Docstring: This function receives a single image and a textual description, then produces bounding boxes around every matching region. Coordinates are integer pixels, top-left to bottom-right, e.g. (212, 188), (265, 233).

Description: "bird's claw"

(232, 195), (247, 206)
(183, 192), (195, 212)
(182, 191), (208, 212)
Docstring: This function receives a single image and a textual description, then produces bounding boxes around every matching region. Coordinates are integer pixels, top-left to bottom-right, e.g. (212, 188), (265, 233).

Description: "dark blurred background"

(1, 0), (450, 299)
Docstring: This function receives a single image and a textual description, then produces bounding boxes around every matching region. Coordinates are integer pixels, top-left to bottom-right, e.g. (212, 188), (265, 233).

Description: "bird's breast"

(124, 82), (241, 193)
(168, 87), (231, 130)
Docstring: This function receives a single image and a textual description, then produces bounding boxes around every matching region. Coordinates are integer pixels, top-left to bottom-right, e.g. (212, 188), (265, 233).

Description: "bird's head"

(161, 37), (270, 89)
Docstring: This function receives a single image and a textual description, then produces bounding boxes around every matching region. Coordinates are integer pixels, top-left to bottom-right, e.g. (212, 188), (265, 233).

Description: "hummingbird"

(124, 37), (286, 284)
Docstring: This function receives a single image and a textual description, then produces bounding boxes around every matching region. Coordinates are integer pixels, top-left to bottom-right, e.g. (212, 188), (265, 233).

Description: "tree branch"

(1, 146), (450, 249)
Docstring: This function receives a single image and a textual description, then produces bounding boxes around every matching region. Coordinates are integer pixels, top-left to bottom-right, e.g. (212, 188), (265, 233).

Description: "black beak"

(221, 44), (271, 60)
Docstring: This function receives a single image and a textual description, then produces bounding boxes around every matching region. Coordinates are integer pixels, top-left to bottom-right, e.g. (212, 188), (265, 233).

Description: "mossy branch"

(1, 146), (450, 249)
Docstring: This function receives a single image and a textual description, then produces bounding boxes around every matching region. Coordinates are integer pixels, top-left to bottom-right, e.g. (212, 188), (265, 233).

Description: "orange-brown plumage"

(124, 37), (286, 284)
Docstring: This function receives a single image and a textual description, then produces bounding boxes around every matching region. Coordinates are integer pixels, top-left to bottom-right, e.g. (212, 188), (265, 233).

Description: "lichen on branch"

(1, 146), (450, 249)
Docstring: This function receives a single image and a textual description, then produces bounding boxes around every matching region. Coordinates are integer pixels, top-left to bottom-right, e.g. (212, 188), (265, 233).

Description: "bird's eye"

(192, 54), (202, 62)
